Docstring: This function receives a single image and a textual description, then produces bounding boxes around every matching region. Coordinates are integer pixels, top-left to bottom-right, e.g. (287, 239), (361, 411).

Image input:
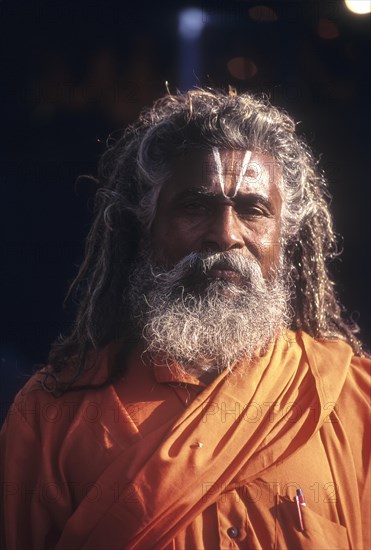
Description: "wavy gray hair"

(44, 88), (364, 394)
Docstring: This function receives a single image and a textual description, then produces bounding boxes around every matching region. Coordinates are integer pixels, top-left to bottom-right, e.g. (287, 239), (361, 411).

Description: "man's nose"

(202, 206), (245, 252)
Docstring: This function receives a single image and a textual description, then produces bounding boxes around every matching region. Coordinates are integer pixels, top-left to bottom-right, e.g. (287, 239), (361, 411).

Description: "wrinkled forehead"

(171, 148), (283, 198)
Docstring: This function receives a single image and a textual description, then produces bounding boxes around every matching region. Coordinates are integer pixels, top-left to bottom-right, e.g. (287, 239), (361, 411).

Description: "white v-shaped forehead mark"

(212, 148), (252, 198)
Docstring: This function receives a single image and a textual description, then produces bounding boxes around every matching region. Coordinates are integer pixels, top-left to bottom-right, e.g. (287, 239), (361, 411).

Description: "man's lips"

(206, 266), (244, 282)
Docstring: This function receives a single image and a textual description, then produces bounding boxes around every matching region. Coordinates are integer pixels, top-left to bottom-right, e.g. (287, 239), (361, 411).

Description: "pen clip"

(296, 488), (306, 506)
(295, 495), (305, 531)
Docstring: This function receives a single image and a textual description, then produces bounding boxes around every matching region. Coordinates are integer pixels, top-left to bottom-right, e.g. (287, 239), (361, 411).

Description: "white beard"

(127, 250), (291, 376)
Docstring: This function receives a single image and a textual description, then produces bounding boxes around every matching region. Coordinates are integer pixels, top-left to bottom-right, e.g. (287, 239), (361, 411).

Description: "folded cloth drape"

(1, 330), (370, 549)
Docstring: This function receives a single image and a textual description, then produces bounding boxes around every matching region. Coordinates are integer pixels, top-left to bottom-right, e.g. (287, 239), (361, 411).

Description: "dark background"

(1, 0), (370, 420)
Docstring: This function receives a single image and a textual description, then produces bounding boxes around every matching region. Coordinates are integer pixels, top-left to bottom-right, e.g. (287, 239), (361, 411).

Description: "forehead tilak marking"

(212, 147), (252, 198)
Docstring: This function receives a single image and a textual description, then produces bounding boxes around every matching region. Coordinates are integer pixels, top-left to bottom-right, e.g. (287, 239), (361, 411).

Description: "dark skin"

(150, 149), (283, 281)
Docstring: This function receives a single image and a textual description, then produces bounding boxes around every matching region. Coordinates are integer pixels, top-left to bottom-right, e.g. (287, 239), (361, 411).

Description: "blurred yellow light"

(345, 0), (371, 14)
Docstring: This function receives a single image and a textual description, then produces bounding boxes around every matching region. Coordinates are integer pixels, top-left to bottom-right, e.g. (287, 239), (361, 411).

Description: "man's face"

(129, 148), (289, 374)
(150, 149), (283, 280)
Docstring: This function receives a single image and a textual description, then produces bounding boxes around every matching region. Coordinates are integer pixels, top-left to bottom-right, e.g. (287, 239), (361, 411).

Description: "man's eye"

(182, 202), (208, 212)
(238, 206), (266, 217)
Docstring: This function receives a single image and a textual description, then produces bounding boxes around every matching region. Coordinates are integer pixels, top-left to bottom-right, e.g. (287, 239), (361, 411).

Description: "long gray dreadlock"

(43, 88), (365, 394)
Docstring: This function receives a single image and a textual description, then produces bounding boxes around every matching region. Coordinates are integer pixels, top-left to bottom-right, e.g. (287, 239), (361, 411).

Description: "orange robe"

(1, 330), (370, 549)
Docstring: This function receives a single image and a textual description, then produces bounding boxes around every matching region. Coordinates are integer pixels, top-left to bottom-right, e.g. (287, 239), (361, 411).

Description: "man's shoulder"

(298, 330), (369, 375)
(349, 352), (371, 378)
(303, 330), (370, 384)
(4, 340), (122, 434)
(4, 370), (93, 438)
(304, 331), (371, 411)
(339, 352), (371, 406)
(295, 330), (370, 402)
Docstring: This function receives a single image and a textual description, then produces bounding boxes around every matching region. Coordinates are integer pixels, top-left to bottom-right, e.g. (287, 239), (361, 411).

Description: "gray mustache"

(195, 251), (256, 277)
(151, 251), (264, 287)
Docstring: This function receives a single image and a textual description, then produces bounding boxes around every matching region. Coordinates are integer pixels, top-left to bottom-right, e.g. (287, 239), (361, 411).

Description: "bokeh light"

(248, 5), (278, 22)
(227, 57), (258, 80)
(178, 8), (206, 40)
(344, 0), (371, 14)
(318, 19), (340, 39)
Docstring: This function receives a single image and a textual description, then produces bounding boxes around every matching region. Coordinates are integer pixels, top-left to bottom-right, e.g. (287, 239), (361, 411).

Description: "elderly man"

(1, 89), (370, 549)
